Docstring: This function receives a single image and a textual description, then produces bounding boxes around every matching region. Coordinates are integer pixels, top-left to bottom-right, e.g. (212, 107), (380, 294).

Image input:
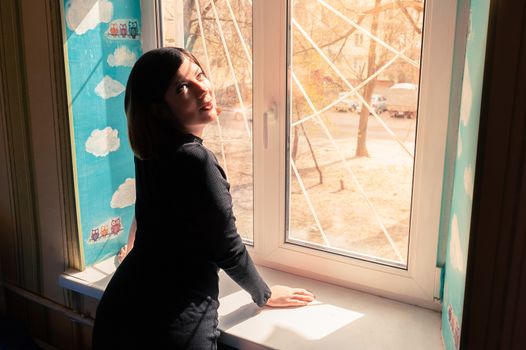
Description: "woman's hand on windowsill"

(266, 285), (315, 307)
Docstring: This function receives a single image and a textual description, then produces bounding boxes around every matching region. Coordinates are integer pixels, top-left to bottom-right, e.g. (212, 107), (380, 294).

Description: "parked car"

(370, 94), (387, 114)
(385, 83), (418, 118)
(335, 92), (359, 112)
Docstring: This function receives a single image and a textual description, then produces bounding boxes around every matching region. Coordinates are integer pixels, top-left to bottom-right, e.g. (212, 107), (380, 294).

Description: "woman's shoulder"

(176, 140), (217, 166)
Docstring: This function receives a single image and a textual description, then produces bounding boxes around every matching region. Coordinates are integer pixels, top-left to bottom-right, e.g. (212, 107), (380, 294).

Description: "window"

(146, 0), (456, 309)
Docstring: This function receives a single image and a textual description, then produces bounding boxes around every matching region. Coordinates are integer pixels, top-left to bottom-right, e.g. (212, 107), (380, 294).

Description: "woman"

(92, 47), (314, 349)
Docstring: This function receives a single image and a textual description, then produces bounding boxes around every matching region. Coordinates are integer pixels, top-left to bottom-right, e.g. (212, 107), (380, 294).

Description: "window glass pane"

(160, 0), (254, 242)
(288, 0), (425, 268)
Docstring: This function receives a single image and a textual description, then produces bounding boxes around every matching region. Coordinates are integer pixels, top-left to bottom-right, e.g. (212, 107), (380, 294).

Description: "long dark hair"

(124, 47), (206, 159)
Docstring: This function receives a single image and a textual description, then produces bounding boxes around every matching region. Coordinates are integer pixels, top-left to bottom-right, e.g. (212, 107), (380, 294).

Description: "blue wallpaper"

(441, 0), (490, 348)
(63, 0), (142, 267)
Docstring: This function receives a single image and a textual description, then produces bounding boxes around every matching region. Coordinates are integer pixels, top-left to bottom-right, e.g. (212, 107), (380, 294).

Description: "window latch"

(264, 102), (277, 149)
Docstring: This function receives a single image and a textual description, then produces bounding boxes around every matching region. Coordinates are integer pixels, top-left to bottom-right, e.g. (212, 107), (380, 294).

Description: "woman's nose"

(192, 80), (209, 97)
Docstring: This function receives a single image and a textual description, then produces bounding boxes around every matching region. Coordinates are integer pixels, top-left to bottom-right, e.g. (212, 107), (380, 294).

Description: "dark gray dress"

(92, 133), (271, 349)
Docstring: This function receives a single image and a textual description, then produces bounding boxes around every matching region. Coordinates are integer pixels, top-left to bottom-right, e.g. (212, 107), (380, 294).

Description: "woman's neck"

(181, 124), (205, 138)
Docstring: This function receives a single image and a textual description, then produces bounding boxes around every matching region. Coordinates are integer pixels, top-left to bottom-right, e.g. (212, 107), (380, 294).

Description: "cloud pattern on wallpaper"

(107, 46), (137, 67)
(449, 215), (464, 273)
(95, 76), (125, 99)
(464, 166), (474, 200)
(442, 2), (491, 349)
(66, 0), (113, 35)
(460, 62), (473, 127)
(111, 178), (136, 209)
(63, 0), (142, 266)
(85, 127), (120, 157)
(457, 133), (462, 159)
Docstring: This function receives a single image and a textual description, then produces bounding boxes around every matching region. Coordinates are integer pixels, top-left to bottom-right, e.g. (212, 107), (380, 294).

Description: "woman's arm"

(117, 216), (137, 263)
(126, 216), (137, 252)
(184, 145), (314, 307)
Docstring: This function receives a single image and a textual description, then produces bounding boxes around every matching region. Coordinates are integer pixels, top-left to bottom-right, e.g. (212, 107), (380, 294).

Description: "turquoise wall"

(62, 0), (142, 266)
(441, 0), (490, 349)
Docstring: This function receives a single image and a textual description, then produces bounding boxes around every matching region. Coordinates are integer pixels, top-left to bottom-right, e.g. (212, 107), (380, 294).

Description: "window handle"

(264, 102), (277, 149)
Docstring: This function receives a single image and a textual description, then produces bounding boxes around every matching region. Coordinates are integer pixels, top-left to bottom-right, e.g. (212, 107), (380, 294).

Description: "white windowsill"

(59, 257), (443, 350)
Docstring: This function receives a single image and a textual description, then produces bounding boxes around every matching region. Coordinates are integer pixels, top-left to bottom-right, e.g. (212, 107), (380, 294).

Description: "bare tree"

(291, 107), (323, 185)
(356, 0), (382, 157)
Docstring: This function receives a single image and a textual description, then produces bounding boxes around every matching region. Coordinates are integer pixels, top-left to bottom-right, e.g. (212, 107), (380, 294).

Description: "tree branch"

(396, 0), (422, 34)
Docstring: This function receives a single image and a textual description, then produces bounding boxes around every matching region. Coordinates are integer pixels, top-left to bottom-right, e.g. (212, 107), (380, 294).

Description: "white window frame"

(143, 0), (458, 310)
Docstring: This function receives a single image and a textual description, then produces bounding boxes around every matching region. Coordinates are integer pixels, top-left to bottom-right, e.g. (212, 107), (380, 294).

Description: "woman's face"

(163, 57), (218, 135)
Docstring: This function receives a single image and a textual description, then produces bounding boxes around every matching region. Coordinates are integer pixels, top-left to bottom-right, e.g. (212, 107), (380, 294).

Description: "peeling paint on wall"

(447, 304), (461, 349)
